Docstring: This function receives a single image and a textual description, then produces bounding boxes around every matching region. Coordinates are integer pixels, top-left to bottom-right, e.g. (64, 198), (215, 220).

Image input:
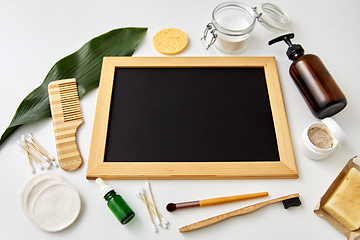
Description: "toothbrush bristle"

(282, 197), (301, 209)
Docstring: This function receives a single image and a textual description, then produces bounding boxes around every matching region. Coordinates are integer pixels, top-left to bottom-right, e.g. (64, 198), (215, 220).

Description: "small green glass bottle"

(95, 178), (135, 224)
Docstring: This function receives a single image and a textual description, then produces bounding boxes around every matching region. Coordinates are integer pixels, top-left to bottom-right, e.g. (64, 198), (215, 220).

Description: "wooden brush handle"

(200, 192), (268, 206)
(179, 193), (299, 233)
(54, 121), (83, 171)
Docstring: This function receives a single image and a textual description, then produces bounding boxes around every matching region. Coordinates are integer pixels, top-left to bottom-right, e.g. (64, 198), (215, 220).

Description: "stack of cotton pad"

(21, 173), (81, 232)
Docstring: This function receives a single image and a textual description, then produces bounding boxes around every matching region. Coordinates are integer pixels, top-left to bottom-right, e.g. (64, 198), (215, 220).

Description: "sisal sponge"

(323, 167), (360, 230)
(153, 28), (188, 55)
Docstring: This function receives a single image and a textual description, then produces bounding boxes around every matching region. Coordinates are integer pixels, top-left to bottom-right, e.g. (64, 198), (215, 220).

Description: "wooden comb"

(48, 78), (83, 171)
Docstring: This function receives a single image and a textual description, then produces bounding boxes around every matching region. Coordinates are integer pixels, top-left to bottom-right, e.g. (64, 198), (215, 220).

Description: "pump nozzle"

(268, 33), (304, 60)
(268, 33), (295, 46)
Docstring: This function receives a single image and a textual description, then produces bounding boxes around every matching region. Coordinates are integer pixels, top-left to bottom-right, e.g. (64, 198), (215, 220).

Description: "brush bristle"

(282, 197), (301, 209)
(166, 203), (177, 212)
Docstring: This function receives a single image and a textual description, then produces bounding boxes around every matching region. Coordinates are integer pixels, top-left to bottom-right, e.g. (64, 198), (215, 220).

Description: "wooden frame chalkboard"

(86, 57), (298, 180)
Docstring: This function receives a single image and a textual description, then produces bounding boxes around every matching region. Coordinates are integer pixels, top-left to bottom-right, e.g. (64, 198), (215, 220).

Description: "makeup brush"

(179, 193), (301, 233)
(166, 192), (268, 212)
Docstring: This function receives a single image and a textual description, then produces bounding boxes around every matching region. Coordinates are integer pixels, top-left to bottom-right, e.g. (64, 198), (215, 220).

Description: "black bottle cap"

(268, 33), (304, 60)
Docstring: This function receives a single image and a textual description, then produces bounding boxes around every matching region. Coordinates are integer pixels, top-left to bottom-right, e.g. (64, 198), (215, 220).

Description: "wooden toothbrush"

(179, 193), (301, 233)
(48, 78), (83, 171)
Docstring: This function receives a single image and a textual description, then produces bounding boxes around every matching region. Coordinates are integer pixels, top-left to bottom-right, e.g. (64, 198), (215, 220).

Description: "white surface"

(1, 0), (360, 239)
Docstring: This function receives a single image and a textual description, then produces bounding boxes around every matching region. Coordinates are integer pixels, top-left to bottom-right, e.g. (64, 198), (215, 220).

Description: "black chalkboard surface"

(104, 67), (279, 163)
(86, 57), (298, 179)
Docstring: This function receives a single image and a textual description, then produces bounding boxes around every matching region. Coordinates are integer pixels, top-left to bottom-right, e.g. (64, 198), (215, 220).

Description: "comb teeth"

(48, 79), (83, 123)
(58, 82), (82, 122)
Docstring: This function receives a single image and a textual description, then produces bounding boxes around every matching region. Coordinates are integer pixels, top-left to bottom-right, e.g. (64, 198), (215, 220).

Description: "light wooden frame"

(86, 57), (298, 180)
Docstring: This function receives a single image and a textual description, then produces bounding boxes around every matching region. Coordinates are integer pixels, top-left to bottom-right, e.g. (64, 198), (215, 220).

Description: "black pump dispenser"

(268, 33), (304, 60)
(268, 33), (347, 119)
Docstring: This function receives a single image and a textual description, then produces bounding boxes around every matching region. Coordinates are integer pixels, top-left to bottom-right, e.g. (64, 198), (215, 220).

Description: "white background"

(1, 0), (360, 239)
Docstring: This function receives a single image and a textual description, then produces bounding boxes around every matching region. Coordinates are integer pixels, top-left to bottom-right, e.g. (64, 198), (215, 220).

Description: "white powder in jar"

(218, 14), (250, 30)
(214, 13), (251, 52)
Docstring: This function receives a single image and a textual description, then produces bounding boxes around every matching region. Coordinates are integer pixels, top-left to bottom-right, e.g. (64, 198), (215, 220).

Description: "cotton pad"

(21, 173), (65, 211)
(21, 173), (81, 232)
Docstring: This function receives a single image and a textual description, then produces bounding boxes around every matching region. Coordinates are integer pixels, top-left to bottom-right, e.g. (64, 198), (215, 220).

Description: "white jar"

(201, 2), (291, 53)
(299, 118), (348, 160)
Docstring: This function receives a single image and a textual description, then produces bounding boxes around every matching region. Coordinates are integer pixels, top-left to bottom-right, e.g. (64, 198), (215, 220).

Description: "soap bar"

(323, 167), (360, 230)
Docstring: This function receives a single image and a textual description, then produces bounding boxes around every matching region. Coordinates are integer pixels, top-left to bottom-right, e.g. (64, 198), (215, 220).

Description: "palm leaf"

(0, 27), (147, 147)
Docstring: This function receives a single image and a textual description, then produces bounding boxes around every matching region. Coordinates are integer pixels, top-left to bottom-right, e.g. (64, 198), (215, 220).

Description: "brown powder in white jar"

(308, 126), (334, 149)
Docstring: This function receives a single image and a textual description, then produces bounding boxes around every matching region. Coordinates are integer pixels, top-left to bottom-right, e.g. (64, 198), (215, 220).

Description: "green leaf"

(0, 27), (147, 147)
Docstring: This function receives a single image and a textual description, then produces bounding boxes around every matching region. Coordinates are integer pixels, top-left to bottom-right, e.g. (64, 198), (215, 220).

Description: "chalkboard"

(86, 57), (298, 179)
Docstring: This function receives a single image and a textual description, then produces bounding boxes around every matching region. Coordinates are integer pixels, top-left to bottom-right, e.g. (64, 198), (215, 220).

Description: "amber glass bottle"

(269, 34), (347, 119)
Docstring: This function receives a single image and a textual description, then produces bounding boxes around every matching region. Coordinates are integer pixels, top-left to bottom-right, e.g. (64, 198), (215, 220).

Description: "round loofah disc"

(153, 28), (188, 55)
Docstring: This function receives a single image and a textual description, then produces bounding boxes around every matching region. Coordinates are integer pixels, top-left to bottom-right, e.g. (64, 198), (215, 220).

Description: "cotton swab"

(17, 141), (43, 171)
(25, 142), (51, 170)
(146, 182), (162, 226)
(137, 192), (168, 227)
(23, 136), (51, 169)
(137, 188), (159, 232)
(136, 192), (157, 215)
(21, 141), (35, 174)
(28, 133), (58, 167)
(25, 148), (35, 174)
(145, 195), (158, 232)
(139, 187), (169, 226)
(18, 134), (55, 171)
(138, 187), (161, 226)
(136, 190), (169, 229)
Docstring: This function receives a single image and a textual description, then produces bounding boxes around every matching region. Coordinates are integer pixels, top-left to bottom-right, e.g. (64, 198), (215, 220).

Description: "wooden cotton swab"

(17, 141), (43, 171)
(136, 189), (169, 228)
(138, 187), (166, 227)
(23, 136), (51, 169)
(21, 136), (45, 161)
(28, 133), (58, 167)
(136, 192), (159, 217)
(24, 140), (51, 170)
(28, 133), (54, 159)
(138, 187), (161, 228)
(146, 182), (162, 226)
(146, 201), (158, 232)
(19, 141), (35, 174)
(136, 188), (158, 232)
(138, 187), (158, 221)
(25, 148), (35, 174)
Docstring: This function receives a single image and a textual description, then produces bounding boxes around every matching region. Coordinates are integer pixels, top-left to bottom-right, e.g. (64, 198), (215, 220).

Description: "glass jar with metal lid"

(201, 1), (291, 52)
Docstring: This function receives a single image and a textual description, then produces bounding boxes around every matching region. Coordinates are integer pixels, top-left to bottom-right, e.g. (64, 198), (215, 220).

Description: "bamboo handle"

(179, 193), (299, 233)
(200, 192), (268, 206)
(55, 122), (83, 171)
